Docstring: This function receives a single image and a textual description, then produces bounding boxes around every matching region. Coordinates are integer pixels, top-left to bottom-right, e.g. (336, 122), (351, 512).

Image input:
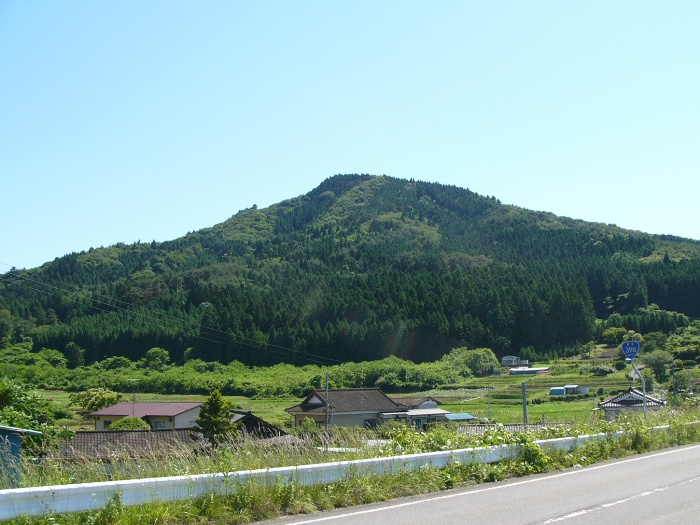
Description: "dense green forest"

(1, 174), (699, 367)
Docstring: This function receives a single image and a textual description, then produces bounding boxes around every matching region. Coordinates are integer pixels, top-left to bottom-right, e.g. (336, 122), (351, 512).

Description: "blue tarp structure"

(445, 413), (477, 421)
(0, 425), (42, 488)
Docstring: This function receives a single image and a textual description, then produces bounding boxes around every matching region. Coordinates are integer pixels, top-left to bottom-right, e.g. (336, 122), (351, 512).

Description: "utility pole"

(631, 359), (647, 419)
(622, 341), (646, 419)
(128, 379), (139, 417)
(672, 361), (677, 407)
(325, 372), (329, 433)
(487, 385), (492, 420)
(522, 382), (529, 424)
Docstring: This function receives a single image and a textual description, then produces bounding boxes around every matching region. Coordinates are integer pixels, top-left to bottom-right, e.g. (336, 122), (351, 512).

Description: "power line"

(0, 271), (341, 366)
(0, 270), (343, 366)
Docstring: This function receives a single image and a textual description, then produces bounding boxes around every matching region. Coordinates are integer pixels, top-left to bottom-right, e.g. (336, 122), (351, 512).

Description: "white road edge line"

(543, 476), (700, 523)
(541, 487), (669, 523)
(277, 444), (700, 525)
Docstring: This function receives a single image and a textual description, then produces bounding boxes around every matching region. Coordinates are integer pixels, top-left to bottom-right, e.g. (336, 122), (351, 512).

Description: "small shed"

(550, 385), (589, 396)
(0, 425), (42, 487)
(501, 356), (530, 367)
(549, 387), (565, 396)
(564, 385), (589, 395)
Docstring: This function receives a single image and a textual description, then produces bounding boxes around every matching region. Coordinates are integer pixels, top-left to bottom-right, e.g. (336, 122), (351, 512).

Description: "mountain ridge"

(1, 174), (699, 367)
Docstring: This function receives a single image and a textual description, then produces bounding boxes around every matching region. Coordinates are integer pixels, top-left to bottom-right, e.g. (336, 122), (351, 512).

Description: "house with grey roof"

(390, 396), (441, 409)
(58, 428), (208, 460)
(231, 409), (287, 439)
(286, 388), (450, 429)
(596, 388), (666, 421)
(90, 402), (202, 430)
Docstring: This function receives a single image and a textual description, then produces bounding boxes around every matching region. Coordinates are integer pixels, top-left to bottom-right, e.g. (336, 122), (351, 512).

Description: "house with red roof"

(90, 402), (202, 430)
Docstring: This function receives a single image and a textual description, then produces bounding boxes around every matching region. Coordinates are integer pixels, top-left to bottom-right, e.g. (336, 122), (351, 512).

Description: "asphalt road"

(263, 443), (700, 525)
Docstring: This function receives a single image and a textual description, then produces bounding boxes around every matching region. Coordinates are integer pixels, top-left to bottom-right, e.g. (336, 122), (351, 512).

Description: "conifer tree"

(195, 390), (235, 446)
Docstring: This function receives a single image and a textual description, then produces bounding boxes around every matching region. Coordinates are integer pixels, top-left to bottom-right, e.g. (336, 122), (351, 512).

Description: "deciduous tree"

(69, 388), (123, 415)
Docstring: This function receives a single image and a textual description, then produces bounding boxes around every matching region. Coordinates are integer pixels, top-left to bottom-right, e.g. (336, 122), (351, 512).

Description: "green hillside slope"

(2, 174), (699, 366)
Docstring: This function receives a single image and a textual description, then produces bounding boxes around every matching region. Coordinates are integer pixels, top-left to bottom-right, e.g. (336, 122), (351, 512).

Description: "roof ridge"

(314, 386), (381, 392)
(102, 401), (202, 406)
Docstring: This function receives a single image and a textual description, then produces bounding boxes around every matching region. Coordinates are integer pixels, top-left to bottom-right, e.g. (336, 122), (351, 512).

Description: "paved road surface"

(263, 444), (700, 525)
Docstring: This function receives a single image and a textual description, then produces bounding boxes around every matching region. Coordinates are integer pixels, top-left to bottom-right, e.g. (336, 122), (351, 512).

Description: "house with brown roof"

(90, 402), (202, 430)
(286, 388), (450, 429)
(596, 388), (666, 421)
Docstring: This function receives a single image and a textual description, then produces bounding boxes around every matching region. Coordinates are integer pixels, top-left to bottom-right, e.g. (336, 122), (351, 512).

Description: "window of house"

(154, 421), (166, 429)
(103, 420), (112, 429)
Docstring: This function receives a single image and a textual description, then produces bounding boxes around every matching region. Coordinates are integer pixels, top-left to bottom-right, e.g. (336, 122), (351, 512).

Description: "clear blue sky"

(2, 2), (698, 271)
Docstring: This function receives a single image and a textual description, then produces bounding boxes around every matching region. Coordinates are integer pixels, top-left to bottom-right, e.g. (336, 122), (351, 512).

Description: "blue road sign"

(622, 341), (640, 359)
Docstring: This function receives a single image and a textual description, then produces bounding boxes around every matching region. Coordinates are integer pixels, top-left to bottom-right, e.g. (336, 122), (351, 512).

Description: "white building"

(91, 402), (202, 430)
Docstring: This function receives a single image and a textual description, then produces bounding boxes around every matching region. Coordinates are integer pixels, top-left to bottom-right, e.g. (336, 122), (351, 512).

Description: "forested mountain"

(2, 174), (699, 366)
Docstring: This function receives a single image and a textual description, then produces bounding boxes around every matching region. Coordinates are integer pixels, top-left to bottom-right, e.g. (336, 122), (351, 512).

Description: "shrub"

(108, 417), (151, 430)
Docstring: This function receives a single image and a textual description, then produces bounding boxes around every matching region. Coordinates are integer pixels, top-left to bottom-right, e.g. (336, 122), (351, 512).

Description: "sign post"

(622, 341), (646, 419)
(621, 341), (640, 360)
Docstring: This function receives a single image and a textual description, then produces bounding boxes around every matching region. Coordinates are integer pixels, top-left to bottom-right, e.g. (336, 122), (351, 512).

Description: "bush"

(590, 365), (616, 376)
(108, 417), (151, 430)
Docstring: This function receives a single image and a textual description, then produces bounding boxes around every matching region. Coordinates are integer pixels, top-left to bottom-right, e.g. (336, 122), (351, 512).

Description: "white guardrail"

(0, 429), (662, 521)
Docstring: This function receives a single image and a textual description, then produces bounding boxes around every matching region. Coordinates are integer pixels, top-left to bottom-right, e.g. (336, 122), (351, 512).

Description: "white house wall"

(146, 416), (173, 429)
(174, 408), (200, 429)
(294, 412), (389, 428)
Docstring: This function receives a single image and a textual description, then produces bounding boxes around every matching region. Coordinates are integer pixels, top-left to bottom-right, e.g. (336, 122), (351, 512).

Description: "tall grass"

(11, 428), (382, 488)
(5, 407), (700, 525)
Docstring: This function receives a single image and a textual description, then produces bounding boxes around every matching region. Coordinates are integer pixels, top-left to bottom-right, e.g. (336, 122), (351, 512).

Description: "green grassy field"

(41, 357), (640, 430)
